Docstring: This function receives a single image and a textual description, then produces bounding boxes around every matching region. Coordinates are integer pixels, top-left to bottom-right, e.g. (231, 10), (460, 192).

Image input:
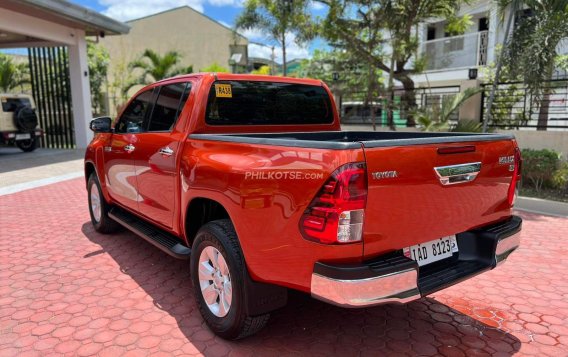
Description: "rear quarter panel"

(181, 139), (364, 291)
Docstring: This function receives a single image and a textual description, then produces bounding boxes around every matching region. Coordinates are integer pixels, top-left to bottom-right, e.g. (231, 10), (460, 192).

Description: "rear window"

(205, 81), (334, 125)
(2, 98), (31, 112)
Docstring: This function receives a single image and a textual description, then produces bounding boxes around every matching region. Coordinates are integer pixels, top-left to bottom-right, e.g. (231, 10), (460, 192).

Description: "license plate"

(404, 235), (458, 267)
(15, 133), (31, 140)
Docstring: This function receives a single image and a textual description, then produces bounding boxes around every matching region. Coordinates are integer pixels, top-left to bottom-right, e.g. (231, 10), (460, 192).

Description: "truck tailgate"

(362, 139), (517, 258)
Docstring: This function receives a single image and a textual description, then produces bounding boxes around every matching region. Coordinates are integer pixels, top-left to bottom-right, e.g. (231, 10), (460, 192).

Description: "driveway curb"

(0, 171), (83, 196)
(516, 196), (568, 217)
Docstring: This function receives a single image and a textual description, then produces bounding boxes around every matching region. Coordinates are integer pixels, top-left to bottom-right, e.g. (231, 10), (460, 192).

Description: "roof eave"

(19, 0), (130, 35)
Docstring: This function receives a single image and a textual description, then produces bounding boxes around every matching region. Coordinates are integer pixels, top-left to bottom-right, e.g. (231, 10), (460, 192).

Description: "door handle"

(434, 162), (481, 185)
(159, 146), (174, 156)
(124, 144), (135, 153)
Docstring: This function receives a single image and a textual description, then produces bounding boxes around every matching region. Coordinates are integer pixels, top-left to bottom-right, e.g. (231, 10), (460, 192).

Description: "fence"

(339, 86), (460, 126)
(28, 47), (75, 148)
(481, 79), (568, 130)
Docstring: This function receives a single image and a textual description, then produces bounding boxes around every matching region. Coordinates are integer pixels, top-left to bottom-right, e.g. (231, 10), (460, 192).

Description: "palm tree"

(128, 49), (193, 85)
(0, 53), (30, 92)
(416, 88), (482, 132)
(236, 0), (315, 76)
(483, 0), (568, 131)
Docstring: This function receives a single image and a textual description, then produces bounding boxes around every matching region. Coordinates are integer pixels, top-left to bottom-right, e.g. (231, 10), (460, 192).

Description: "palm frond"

(440, 88), (481, 122)
(128, 49), (190, 84)
(0, 53), (30, 92)
(141, 49), (162, 67)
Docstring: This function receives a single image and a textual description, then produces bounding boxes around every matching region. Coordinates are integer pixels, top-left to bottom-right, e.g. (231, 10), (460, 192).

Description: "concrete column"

(68, 30), (93, 149)
(458, 79), (482, 122)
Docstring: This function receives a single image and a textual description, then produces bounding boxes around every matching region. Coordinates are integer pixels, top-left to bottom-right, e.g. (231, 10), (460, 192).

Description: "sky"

(70, 0), (328, 63)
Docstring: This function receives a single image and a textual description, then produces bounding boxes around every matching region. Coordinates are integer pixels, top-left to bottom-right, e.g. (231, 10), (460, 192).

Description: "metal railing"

(481, 79), (568, 130)
(339, 86), (461, 126)
(422, 31), (489, 71)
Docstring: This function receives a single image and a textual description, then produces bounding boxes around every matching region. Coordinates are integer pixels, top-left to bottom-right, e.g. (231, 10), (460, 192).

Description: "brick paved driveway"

(1, 178), (567, 356)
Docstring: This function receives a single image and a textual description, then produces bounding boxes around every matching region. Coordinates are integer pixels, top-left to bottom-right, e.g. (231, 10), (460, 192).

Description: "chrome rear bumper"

(311, 268), (420, 308)
(495, 230), (521, 266)
(311, 216), (522, 308)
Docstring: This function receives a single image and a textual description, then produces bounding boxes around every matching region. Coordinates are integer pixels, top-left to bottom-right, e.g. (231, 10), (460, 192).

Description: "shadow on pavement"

(0, 148), (84, 174)
(81, 222), (521, 356)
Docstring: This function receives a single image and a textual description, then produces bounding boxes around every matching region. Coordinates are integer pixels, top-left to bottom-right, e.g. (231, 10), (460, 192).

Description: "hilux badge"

(499, 155), (514, 165)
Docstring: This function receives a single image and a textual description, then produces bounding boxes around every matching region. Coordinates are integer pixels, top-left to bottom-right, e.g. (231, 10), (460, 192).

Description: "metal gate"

(481, 79), (568, 131)
(28, 47), (75, 148)
(339, 86), (460, 126)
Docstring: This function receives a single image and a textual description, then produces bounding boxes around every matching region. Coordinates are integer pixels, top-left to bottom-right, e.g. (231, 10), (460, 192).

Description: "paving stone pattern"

(1, 178), (567, 356)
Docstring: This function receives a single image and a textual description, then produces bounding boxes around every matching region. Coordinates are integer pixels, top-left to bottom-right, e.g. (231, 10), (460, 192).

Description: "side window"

(115, 90), (153, 134)
(147, 83), (191, 132)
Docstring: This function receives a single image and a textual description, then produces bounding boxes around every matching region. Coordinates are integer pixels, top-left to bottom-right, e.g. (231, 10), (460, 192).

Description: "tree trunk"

(386, 91), (394, 130)
(370, 102), (376, 131)
(537, 88), (551, 131)
(282, 34), (287, 76)
(367, 65), (376, 131)
(386, 49), (396, 130)
(398, 75), (416, 127)
(537, 64), (555, 131)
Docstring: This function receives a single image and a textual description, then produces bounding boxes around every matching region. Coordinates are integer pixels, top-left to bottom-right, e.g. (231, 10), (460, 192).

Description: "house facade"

(412, 0), (568, 127)
(100, 6), (249, 74)
(99, 6), (249, 113)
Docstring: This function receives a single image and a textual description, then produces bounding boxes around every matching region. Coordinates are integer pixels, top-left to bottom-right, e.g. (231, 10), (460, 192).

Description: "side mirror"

(89, 116), (112, 133)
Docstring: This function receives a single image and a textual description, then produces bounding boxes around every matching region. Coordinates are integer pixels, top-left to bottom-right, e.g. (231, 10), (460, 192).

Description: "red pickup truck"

(85, 73), (522, 339)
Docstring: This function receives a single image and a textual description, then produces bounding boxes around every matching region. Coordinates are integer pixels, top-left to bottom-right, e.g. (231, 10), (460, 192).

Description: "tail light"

(300, 162), (367, 244)
(508, 147), (522, 206)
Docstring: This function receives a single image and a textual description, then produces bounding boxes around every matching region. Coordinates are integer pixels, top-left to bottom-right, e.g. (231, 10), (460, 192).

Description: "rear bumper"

(1, 129), (43, 143)
(311, 215), (522, 308)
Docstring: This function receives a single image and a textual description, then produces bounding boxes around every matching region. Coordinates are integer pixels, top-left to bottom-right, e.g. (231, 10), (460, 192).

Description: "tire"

(16, 137), (37, 152)
(191, 219), (270, 340)
(87, 173), (119, 234)
(13, 105), (38, 132)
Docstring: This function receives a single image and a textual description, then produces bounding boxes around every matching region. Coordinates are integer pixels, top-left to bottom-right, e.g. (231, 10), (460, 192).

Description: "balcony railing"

(421, 31), (489, 71)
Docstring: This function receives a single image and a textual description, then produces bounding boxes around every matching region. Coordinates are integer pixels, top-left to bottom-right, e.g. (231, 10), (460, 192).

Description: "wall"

(458, 79), (483, 121)
(499, 130), (568, 158)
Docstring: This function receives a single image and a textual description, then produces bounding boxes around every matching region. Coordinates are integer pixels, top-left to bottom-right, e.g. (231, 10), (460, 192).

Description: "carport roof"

(1, 0), (130, 36)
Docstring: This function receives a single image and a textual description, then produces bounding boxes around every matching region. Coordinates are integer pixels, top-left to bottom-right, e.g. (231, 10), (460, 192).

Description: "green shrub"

(521, 149), (560, 192)
(552, 161), (568, 192)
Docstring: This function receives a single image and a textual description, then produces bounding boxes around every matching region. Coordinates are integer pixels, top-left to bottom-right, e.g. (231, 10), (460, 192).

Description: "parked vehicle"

(85, 73), (522, 339)
(341, 101), (381, 124)
(0, 94), (43, 152)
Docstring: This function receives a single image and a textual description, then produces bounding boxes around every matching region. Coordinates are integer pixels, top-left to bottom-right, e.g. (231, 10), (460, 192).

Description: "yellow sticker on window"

(215, 84), (232, 98)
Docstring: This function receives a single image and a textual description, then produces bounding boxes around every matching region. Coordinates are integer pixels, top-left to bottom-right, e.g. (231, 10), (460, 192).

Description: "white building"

(412, 0), (568, 125)
(0, 0), (129, 149)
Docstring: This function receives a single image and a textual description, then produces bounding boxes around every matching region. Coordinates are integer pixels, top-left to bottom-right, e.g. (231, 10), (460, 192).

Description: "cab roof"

(156, 72), (324, 87)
